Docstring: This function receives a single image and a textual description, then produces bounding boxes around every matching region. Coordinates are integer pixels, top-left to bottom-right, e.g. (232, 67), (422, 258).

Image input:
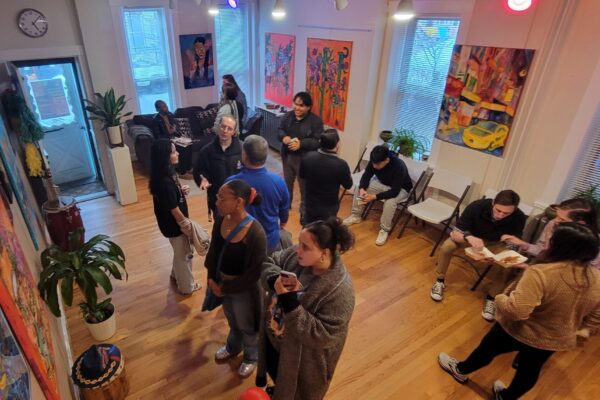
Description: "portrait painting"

(0, 307), (31, 399)
(265, 33), (296, 107)
(179, 33), (214, 89)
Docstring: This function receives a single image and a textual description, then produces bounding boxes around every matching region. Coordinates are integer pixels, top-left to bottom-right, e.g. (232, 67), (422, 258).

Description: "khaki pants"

(350, 177), (408, 232)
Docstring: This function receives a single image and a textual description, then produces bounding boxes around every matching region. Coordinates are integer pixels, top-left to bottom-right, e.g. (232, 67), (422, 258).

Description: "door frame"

(12, 57), (104, 186)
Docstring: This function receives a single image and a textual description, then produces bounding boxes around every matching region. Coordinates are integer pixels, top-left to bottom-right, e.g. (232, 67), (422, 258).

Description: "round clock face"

(18, 9), (48, 38)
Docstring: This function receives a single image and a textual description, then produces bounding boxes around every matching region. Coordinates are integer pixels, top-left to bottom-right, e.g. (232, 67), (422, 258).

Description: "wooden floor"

(66, 161), (600, 400)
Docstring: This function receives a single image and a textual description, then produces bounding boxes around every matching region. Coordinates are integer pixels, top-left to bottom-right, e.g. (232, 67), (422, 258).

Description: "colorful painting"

(179, 33), (214, 89)
(435, 45), (535, 156)
(0, 198), (58, 399)
(265, 33), (296, 107)
(306, 38), (353, 130)
(0, 308), (31, 399)
(0, 119), (39, 250)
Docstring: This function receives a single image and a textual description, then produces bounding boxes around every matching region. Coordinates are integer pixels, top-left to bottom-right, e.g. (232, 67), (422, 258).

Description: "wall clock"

(17, 9), (48, 38)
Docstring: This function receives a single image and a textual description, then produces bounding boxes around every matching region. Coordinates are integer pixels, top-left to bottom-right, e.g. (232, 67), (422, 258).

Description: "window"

(389, 19), (460, 152)
(560, 105), (600, 200)
(122, 8), (174, 114)
(214, 5), (251, 105)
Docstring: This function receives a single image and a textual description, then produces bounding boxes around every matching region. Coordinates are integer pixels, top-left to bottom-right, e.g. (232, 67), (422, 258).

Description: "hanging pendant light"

(394, 0), (415, 21)
(272, 0), (286, 19)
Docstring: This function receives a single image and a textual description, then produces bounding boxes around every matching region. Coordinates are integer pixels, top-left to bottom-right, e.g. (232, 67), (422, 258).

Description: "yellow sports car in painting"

(462, 120), (509, 151)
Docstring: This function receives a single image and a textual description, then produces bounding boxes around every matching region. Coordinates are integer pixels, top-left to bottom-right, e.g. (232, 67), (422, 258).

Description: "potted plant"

(38, 229), (127, 341)
(389, 127), (430, 159)
(84, 88), (132, 148)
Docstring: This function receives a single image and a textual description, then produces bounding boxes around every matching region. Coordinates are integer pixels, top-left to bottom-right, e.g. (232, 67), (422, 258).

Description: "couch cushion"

(173, 117), (192, 138)
(133, 114), (157, 133)
(128, 124), (154, 142)
(194, 107), (219, 137)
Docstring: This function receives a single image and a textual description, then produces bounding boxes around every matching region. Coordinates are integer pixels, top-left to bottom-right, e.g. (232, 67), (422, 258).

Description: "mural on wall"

(0, 197), (58, 399)
(0, 119), (39, 250)
(179, 33), (214, 89)
(265, 33), (296, 107)
(436, 45), (535, 156)
(306, 38), (353, 130)
(0, 308), (31, 399)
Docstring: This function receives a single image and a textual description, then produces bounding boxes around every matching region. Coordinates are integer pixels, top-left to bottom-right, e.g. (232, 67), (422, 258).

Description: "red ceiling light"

(507, 0), (532, 12)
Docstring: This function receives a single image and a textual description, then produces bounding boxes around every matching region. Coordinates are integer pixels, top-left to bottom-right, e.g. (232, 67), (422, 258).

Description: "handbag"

(202, 215), (254, 311)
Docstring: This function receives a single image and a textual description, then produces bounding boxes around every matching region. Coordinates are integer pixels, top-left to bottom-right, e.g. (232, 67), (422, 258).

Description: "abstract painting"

(179, 33), (214, 89)
(435, 45), (535, 156)
(306, 38), (353, 130)
(265, 33), (296, 107)
(0, 199), (58, 399)
(0, 308), (31, 399)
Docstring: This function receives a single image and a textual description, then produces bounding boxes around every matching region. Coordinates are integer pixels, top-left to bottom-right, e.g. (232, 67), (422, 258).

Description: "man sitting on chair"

(430, 189), (526, 321)
(343, 145), (412, 246)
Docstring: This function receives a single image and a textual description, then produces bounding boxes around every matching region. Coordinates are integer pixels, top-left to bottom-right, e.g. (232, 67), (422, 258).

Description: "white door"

(16, 61), (98, 185)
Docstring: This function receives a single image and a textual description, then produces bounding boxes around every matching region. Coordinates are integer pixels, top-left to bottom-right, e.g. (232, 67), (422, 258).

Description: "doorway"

(14, 58), (107, 201)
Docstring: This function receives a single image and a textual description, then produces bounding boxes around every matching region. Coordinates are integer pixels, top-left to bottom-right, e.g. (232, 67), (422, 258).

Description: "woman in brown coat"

(256, 217), (355, 400)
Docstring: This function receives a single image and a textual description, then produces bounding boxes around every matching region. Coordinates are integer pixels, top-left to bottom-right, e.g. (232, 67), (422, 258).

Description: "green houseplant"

(38, 229), (127, 340)
(389, 127), (430, 159)
(84, 88), (132, 147)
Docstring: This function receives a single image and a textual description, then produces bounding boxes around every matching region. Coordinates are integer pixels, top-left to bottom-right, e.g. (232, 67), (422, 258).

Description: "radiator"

(256, 106), (284, 151)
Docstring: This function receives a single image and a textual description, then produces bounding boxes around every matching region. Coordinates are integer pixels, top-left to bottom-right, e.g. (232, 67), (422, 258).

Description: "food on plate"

(499, 255), (521, 265)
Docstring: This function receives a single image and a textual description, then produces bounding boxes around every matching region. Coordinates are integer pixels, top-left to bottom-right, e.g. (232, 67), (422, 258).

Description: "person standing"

(300, 129), (352, 224)
(277, 92), (324, 213)
(194, 115), (242, 219)
(228, 135), (290, 253)
(149, 139), (201, 295)
(222, 74), (249, 126)
(205, 180), (267, 378)
(214, 84), (244, 136)
(438, 222), (600, 400)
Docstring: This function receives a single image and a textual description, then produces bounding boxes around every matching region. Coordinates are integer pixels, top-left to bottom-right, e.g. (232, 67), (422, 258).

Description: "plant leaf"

(60, 276), (74, 306)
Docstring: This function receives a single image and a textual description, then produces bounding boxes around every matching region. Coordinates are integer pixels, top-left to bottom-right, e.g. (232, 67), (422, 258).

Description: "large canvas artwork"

(0, 199), (58, 399)
(179, 33), (214, 89)
(0, 119), (39, 250)
(265, 33), (296, 107)
(436, 45), (535, 156)
(0, 308), (31, 399)
(306, 38), (353, 130)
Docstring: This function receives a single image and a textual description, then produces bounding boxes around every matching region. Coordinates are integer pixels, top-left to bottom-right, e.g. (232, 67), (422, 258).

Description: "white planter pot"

(107, 125), (123, 147)
(85, 311), (117, 341)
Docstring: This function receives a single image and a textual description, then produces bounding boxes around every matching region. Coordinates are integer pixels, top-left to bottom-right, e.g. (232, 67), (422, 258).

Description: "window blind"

(390, 19), (460, 151)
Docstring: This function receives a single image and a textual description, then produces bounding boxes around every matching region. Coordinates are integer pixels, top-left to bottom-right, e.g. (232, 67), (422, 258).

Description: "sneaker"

(493, 380), (507, 399)
(482, 299), (497, 321)
(430, 281), (445, 302)
(438, 352), (469, 383)
(214, 345), (235, 361)
(238, 362), (256, 378)
(343, 215), (362, 226)
(375, 229), (389, 246)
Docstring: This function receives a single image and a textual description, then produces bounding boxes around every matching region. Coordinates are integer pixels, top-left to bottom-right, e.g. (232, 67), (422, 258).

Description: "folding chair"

(339, 141), (379, 202)
(396, 168), (472, 256)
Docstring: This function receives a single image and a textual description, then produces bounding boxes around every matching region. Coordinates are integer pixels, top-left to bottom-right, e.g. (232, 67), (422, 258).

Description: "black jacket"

(359, 152), (413, 200)
(277, 111), (323, 158)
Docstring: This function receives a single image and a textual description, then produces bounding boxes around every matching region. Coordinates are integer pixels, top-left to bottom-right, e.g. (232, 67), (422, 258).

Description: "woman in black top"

(204, 179), (267, 378)
(149, 139), (200, 295)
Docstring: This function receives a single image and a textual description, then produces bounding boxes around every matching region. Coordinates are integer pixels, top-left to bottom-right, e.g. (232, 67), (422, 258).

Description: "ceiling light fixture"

(272, 0), (286, 19)
(208, 1), (219, 16)
(393, 0), (415, 21)
(228, 0), (238, 8)
(507, 0), (532, 12)
(334, 0), (349, 11)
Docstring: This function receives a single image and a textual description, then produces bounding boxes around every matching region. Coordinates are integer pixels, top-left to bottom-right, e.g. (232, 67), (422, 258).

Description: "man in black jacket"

(343, 145), (412, 246)
(193, 115), (242, 218)
(300, 129), (353, 225)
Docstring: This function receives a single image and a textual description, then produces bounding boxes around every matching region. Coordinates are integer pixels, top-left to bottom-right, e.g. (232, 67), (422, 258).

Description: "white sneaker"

(482, 299), (496, 321)
(438, 352), (469, 383)
(238, 362), (256, 378)
(375, 229), (389, 246)
(430, 281), (445, 302)
(343, 215), (362, 226)
(493, 380), (507, 399)
(214, 345), (235, 361)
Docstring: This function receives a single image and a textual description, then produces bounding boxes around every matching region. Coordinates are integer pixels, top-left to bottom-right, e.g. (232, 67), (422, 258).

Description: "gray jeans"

(222, 290), (259, 363)
(282, 153), (305, 212)
(350, 177), (408, 232)
(168, 234), (194, 294)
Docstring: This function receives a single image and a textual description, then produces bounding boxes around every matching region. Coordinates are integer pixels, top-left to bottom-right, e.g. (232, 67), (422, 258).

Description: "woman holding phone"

(256, 217), (355, 400)
(205, 179), (267, 378)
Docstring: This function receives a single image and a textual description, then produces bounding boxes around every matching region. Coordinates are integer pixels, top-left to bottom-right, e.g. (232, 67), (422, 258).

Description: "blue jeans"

(222, 290), (259, 363)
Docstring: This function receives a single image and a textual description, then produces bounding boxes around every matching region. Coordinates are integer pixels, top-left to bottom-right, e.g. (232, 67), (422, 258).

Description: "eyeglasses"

(220, 124), (235, 132)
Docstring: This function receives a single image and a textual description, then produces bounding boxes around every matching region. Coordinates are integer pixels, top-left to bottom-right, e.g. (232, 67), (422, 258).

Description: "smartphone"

(280, 271), (299, 288)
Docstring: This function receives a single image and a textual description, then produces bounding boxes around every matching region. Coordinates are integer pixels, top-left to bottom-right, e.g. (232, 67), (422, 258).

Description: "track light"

(272, 0), (286, 19)
(394, 0), (415, 21)
(334, 0), (349, 11)
(228, 0), (238, 8)
(208, 0), (219, 15)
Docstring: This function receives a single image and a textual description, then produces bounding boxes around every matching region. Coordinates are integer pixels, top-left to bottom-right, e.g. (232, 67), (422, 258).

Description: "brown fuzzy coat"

(257, 247), (355, 400)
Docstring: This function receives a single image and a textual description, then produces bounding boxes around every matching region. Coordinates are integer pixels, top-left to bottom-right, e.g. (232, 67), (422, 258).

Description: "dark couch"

(126, 104), (219, 174)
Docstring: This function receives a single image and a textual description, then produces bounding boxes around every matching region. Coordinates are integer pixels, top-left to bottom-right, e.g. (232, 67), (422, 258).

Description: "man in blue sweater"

(228, 135), (290, 252)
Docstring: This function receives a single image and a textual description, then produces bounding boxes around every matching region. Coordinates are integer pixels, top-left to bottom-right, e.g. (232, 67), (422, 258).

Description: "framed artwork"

(306, 38), (353, 130)
(265, 33), (296, 107)
(0, 119), (39, 250)
(0, 307), (31, 399)
(435, 45), (535, 156)
(179, 33), (214, 89)
(0, 198), (58, 399)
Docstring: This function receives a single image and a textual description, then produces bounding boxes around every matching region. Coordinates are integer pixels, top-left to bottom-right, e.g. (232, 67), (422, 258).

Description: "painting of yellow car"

(462, 120), (509, 151)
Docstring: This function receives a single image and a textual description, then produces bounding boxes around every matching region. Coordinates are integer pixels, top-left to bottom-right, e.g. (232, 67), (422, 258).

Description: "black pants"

(265, 337), (280, 381)
(457, 323), (554, 399)
(175, 144), (193, 174)
(304, 203), (339, 225)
